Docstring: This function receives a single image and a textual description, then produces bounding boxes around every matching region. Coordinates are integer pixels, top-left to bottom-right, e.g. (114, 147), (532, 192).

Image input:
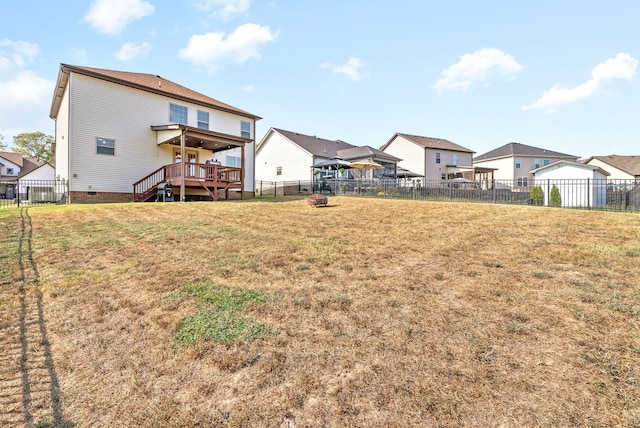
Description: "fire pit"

(307, 193), (328, 207)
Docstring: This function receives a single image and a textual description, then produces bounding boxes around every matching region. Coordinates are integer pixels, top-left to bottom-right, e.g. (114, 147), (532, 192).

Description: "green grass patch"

(173, 280), (271, 346)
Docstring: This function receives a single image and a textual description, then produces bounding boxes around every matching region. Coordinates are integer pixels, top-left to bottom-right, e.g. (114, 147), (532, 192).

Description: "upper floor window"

(170, 103), (188, 124)
(452, 154), (458, 166)
(226, 155), (241, 167)
(543, 159), (551, 166)
(197, 110), (209, 130)
(435, 152), (441, 164)
(534, 158), (541, 169)
(97, 137), (115, 155)
(241, 120), (251, 139)
(515, 157), (521, 168)
(276, 166), (282, 176)
(6, 167), (14, 175)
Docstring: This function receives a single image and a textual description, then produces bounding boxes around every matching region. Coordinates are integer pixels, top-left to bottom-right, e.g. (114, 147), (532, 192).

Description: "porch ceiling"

(151, 124), (252, 153)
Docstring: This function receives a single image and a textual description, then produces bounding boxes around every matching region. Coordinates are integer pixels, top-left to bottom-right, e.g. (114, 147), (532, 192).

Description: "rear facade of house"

(50, 64), (260, 203)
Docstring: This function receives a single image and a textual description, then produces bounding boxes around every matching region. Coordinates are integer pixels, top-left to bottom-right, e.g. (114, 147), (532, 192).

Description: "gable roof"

(583, 155), (640, 177)
(475, 142), (577, 162)
(531, 160), (610, 176)
(268, 128), (356, 158)
(383, 133), (474, 153)
(50, 64), (261, 120)
(0, 151), (24, 168)
(337, 145), (401, 162)
(0, 152), (50, 178)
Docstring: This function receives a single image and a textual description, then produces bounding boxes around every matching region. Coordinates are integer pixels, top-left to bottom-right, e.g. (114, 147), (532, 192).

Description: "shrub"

(530, 185), (544, 206)
(549, 184), (562, 207)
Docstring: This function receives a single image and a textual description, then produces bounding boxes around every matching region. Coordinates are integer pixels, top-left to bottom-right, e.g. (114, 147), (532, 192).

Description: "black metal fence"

(256, 178), (640, 212)
(0, 179), (68, 209)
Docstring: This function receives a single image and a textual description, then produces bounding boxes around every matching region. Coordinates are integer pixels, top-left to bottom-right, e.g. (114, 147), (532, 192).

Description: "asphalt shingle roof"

(273, 128), (356, 158)
(474, 142), (578, 162)
(50, 64), (260, 120)
(386, 133), (474, 153)
(585, 155), (640, 177)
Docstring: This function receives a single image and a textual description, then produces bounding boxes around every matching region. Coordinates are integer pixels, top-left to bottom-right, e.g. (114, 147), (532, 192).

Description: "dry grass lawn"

(1, 197), (640, 427)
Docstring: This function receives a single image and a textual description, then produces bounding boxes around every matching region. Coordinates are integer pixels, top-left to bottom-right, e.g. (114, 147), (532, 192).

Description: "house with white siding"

(582, 155), (640, 182)
(255, 128), (400, 182)
(474, 142), (579, 187)
(0, 151), (55, 201)
(380, 133), (478, 182)
(49, 64), (261, 203)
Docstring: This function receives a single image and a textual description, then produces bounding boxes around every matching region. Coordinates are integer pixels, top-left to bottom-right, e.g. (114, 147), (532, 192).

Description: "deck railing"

(133, 163), (242, 202)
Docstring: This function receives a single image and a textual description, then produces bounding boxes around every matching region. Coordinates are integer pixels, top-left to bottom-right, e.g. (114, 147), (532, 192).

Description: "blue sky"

(1, 0), (638, 158)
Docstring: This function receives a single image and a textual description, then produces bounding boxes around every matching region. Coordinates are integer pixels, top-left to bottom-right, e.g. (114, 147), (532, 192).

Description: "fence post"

(17, 178), (20, 207)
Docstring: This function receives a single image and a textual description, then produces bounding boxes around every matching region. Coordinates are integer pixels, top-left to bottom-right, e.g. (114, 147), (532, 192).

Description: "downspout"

(180, 128), (186, 202)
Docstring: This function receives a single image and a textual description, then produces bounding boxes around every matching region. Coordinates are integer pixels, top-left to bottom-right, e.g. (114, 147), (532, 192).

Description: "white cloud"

(115, 41), (152, 61)
(0, 39), (40, 70)
(83, 0), (154, 36)
(0, 40), (54, 139)
(433, 47), (523, 93)
(193, 0), (252, 20)
(0, 70), (51, 109)
(324, 57), (366, 81)
(522, 53), (638, 112)
(178, 23), (277, 72)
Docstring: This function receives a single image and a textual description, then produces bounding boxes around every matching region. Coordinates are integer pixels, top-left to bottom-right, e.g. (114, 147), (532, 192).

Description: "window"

(435, 152), (441, 164)
(452, 154), (458, 166)
(241, 120), (251, 139)
(276, 166), (282, 176)
(226, 155), (241, 167)
(441, 173), (446, 180)
(543, 159), (551, 166)
(517, 177), (528, 187)
(96, 138), (115, 155)
(170, 103), (188, 124)
(197, 110), (209, 130)
(6, 167), (14, 175)
(515, 157), (521, 168)
(534, 158), (541, 169)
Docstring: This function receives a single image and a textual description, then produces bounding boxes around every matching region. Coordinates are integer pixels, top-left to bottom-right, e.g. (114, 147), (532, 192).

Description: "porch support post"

(241, 144), (245, 200)
(180, 128), (186, 202)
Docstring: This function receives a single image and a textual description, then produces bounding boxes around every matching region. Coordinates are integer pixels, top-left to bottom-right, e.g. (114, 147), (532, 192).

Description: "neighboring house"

(0, 151), (55, 200)
(255, 128), (400, 182)
(380, 133), (477, 181)
(49, 64), (261, 203)
(531, 160), (609, 208)
(474, 142), (579, 186)
(582, 155), (640, 182)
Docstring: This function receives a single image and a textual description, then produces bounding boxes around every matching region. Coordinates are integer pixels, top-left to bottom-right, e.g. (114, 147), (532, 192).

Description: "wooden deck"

(133, 163), (243, 202)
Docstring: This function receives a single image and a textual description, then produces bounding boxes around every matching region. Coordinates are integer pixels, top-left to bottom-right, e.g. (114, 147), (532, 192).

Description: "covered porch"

(133, 124), (252, 202)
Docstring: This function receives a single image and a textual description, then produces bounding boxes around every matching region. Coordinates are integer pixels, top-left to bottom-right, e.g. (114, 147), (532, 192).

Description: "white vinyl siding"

(54, 83), (70, 182)
(255, 131), (314, 181)
(381, 135), (426, 180)
(65, 73), (255, 193)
